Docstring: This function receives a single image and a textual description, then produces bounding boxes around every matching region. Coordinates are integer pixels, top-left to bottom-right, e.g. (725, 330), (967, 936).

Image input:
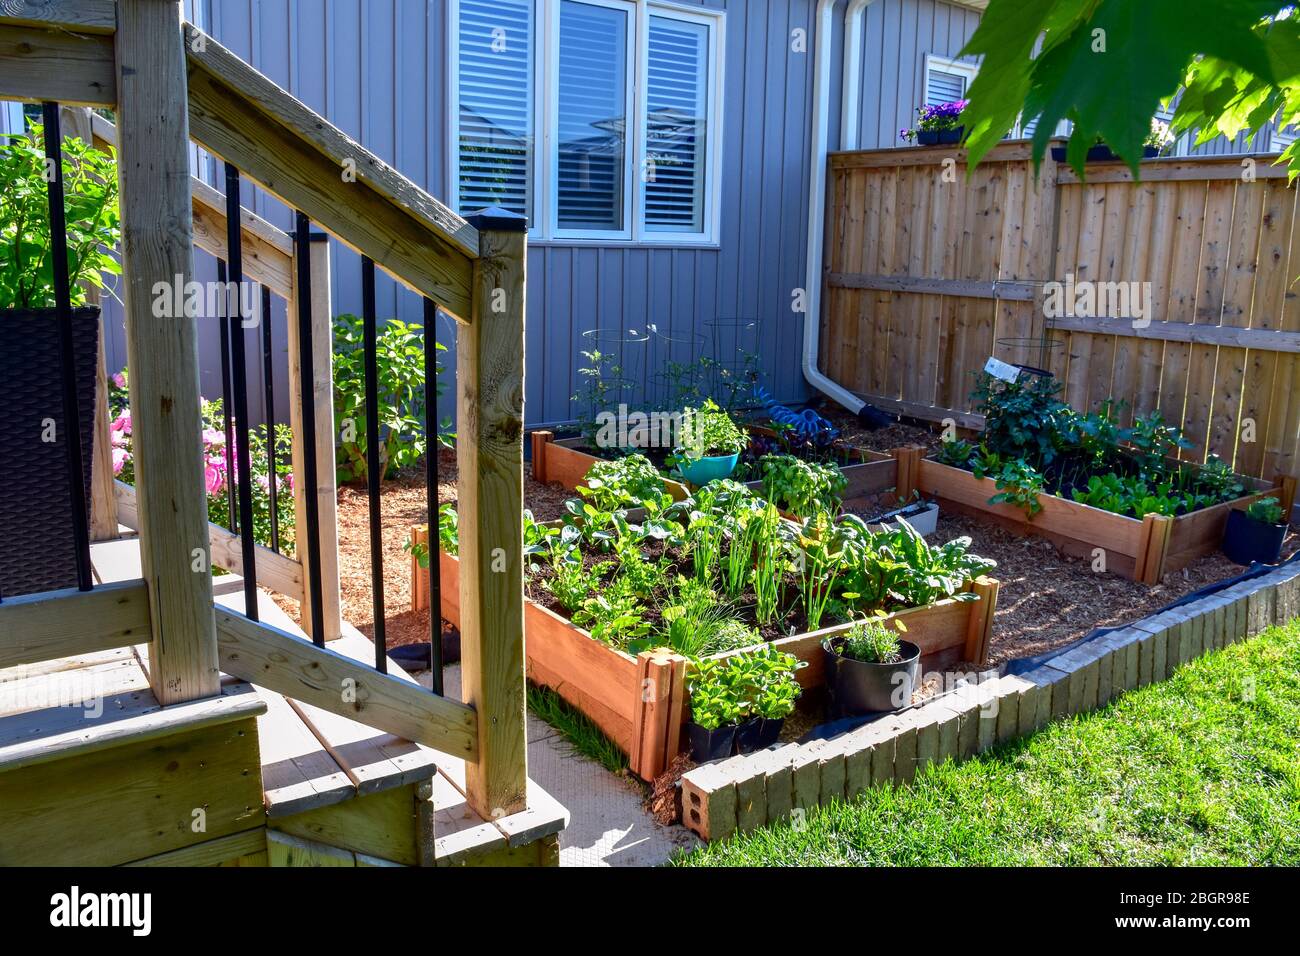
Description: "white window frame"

(922, 53), (977, 108)
(448, 0), (724, 247)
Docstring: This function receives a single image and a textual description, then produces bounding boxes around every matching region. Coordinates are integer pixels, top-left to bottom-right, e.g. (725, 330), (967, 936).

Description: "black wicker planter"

(0, 307), (101, 597)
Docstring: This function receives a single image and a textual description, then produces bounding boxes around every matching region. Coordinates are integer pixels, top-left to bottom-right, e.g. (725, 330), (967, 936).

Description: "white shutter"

(456, 0), (535, 220)
(556, 0), (630, 232)
(924, 68), (967, 107)
(643, 15), (709, 234)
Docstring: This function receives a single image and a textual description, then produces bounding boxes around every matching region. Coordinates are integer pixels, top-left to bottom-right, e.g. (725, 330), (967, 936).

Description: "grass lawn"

(675, 618), (1300, 867)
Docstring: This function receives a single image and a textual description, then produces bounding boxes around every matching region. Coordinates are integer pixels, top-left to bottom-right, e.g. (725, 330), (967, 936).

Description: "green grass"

(675, 619), (1300, 867)
(527, 683), (630, 776)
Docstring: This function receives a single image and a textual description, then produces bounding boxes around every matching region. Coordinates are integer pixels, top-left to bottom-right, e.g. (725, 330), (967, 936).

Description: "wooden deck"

(0, 536), (564, 867)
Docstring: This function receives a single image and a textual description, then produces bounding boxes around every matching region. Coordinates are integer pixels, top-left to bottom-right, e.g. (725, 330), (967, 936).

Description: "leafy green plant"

(674, 399), (749, 461)
(937, 438), (978, 469)
(759, 454), (848, 517)
(739, 645), (806, 721)
(751, 501), (791, 624)
(573, 348), (633, 447)
(405, 502), (460, 569)
(838, 616), (906, 664)
(578, 454), (669, 513)
(686, 656), (750, 730)
(796, 513), (850, 631)
(572, 578), (652, 647)
(1247, 496), (1286, 525)
(989, 458), (1045, 517)
(972, 372), (1069, 468)
(333, 313), (446, 483)
(1192, 456), (1245, 503)
(1, 124), (121, 310)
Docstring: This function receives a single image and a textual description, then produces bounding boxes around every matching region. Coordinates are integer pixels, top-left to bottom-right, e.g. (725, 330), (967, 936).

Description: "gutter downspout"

(802, 0), (883, 422)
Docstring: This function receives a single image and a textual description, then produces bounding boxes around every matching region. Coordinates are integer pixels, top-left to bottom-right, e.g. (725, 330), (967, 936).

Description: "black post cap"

(464, 206), (529, 233)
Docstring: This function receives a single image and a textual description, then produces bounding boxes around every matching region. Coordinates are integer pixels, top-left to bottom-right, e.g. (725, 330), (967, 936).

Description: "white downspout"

(802, 0), (880, 418)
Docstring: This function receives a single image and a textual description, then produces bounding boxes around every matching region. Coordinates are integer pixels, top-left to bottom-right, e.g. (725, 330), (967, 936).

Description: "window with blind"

(644, 15), (710, 234)
(451, 0), (722, 244)
(923, 54), (975, 108)
(455, 0), (536, 222)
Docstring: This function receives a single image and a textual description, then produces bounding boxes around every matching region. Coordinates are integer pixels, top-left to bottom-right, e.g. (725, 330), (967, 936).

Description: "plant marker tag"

(984, 356), (1020, 383)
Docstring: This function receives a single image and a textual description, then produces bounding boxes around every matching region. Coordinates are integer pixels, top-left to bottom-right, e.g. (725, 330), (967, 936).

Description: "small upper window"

(923, 54), (976, 108)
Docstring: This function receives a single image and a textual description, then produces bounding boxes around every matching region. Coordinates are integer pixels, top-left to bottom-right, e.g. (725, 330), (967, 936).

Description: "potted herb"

(1, 123), (119, 595)
(733, 646), (806, 753)
(900, 99), (967, 146)
(685, 655), (750, 762)
(1222, 496), (1289, 566)
(670, 399), (749, 486)
(823, 616), (920, 718)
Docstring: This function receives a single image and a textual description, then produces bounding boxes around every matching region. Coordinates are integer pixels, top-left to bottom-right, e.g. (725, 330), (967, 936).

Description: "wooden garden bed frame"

(530, 428), (905, 509)
(907, 454), (1297, 584)
(413, 536), (998, 782)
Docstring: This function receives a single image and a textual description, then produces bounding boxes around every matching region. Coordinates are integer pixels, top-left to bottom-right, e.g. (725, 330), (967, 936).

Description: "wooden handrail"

(0, 0), (117, 34)
(0, 579), (151, 670)
(215, 608), (479, 761)
(90, 112), (296, 300)
(182, 23), (479, 320)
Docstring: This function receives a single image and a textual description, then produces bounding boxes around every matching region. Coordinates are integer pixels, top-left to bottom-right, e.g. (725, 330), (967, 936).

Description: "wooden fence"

(821, 142), (1300, 480)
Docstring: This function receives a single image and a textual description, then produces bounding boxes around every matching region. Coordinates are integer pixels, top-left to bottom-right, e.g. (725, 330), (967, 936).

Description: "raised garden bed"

(417, 544), (996, 781)
(911, 455), (1294, 584)
(531, 428), (904, 512)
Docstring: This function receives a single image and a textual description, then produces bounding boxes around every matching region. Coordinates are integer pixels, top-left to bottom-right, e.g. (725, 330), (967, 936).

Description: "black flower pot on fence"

(736, 716), (784, 753)
(917, 126), (964, 146)
(823, 637), (922, 719)
(688, 721), (740, 763)
(1050, 144), (1161, 163)
(1222, 508), (1288, 566)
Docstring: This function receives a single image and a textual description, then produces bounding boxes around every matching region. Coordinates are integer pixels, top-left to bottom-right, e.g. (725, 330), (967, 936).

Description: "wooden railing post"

(287, 231), (342, 641)
(114, 0), (219, 703)
(458, 207), (528, 819)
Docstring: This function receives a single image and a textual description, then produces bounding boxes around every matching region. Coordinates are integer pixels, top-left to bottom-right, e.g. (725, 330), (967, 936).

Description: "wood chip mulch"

(936, 512), (1300, 666)
(819, 402), (944, 455)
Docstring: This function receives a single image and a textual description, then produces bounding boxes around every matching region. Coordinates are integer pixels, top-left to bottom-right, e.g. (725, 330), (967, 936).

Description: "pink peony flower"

(110, 413), (132, 436)
(112, 446), (128, 476)
(111, 372), (126, 389)
(204, 463), (226, 497)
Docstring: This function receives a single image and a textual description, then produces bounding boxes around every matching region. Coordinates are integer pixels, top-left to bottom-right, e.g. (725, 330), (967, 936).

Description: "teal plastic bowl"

(677, 453), (739, 486)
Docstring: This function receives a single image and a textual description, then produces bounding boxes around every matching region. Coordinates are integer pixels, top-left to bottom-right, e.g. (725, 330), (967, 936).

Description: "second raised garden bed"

(908, 455), (1294, 584)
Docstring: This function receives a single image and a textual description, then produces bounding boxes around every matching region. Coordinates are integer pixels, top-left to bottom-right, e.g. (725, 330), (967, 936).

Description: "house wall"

(186, 0), (986, 428)
(9, 0), (1266, 431)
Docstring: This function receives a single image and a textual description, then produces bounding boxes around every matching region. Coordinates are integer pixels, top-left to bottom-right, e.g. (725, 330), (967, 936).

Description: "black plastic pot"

(917, 126), (964, 146)
(736, 716), (784, 753)
(823, 638), (922, 718)
(1222, 508), (1287, 566)
(1050, 144), (1161, 163)
(688, 721), (739, 763)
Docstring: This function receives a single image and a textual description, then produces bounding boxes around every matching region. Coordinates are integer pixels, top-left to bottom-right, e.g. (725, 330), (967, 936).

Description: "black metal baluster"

(362, 258), (386, 672)
(294, 213), (326, 647)
(224, 162), (258, 620)
(423, 298), (444, 695)
(42, 102), (92, 592)
(260, 285), (280, 553)
(217, 259), (237, 529)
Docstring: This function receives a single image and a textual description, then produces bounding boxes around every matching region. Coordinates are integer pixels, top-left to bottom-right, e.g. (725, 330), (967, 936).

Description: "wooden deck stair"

(0, 536), (565, 867)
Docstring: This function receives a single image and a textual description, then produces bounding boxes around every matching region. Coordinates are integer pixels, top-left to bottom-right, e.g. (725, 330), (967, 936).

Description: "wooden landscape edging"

(681, 559), (1300, 842)
(422, 545), (996, 782)
(915, 455), (1290, 584)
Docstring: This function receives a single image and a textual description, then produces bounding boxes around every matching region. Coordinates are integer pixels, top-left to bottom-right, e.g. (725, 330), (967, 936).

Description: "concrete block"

(791, 746), (822, 810)
(681, 763), (737, 842)
(912, 706), (943, 777)
(817, 739), (847, 803)
(761, 745), (796, 824)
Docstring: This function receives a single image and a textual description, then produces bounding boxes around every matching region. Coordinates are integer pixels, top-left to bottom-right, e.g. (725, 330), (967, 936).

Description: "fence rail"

(822, 142), (1300, 481)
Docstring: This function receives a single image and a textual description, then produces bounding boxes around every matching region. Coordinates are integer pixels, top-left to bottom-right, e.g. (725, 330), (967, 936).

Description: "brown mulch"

(648, 754), (694, 827)
(932, 512), (1300, 666)
(819, 402), (945, 455)
(330, 447), (578, 648)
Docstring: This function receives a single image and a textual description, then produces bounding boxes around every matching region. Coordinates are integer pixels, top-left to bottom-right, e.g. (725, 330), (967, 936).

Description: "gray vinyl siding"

(15, 0), (1000, 427)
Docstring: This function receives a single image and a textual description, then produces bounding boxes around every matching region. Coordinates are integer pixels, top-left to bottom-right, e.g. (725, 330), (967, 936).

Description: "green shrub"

(837, 617), (904, 664)
(0, 124), (120, 310)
